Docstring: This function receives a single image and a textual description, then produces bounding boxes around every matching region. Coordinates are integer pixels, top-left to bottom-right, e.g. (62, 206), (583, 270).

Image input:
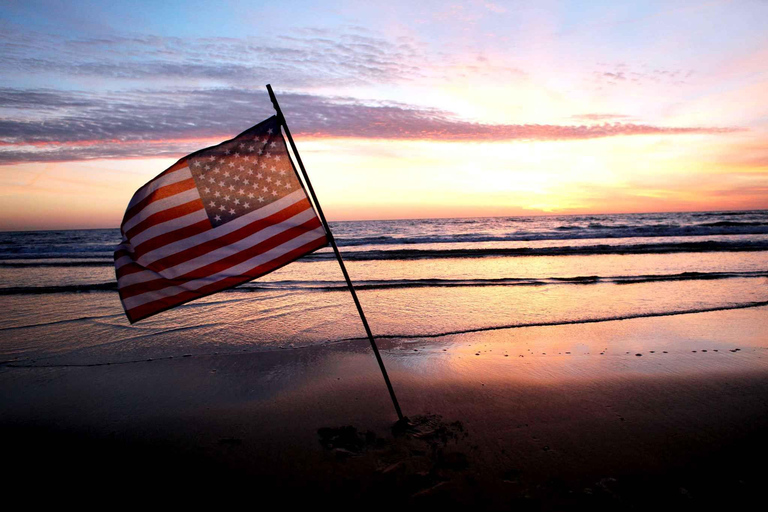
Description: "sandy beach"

(2, 305), (767, 509)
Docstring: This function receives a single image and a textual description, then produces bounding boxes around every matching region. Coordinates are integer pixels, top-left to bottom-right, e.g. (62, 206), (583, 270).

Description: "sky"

(1, 0), (767, 230)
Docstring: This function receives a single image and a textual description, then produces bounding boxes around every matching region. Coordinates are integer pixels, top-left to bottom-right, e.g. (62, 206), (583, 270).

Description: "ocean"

(1, 210), (767, 365)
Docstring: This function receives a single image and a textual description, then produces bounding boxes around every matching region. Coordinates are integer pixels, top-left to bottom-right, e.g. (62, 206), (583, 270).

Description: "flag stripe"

(132, 218), (212, 260)
(114, 255), (132, 270)
(114, 261), (153, 283)
(126, 186), (196, 231)
(123, 234), (328, 323)
(130, 208), (210, 248)
(137, 198), (315, 275)
(117, 205), (316, 288)
(116, 190), (305, 271)
(115, 262), (145, 280)
(121, 226), (327, 312)
(123, 226), (326, 311)
(118, 214), (322, 298)
(123, 177), (198, 228)
(132, 189), (307, 268)
(115, 218), (212, 280)
(125, 198), (205, 241)
(127, 166), (192, 210)
(115, 195), (311, 281)
(123, 186), (200, 235)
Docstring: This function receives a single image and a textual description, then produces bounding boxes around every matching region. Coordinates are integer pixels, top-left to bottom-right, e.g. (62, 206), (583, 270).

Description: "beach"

(4, 0), (768, 507)
(1, 213), (767, 508)
(3, 305), (767, 509)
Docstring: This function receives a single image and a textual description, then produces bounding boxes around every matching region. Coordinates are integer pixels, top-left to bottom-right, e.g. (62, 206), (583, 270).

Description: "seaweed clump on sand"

(316, 414), (470, 505)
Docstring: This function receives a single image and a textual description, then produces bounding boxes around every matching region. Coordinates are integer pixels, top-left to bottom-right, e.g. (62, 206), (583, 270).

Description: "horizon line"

(2, 207), (766, 234)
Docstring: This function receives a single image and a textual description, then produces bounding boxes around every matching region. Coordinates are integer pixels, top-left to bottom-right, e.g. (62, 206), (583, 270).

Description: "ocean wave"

(351, 300), (768, 341)
(691, 210), (757, 217)
(313, 240), (768, 260)
(0, 210), (768, 260)
(2, 239), (767, 268)
(0, 283), (118, 294)
(0, 260), (113, 267)
(2, 271), (765, 295)
(0, 252), (115, 260)
(697, 221), (768, 227)
(332, 224), (768, 246)
(308, 271), (768, 290)
(2, 211), (767, 259)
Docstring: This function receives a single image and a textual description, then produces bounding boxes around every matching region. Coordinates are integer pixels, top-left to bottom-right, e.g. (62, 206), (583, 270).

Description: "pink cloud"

(0, 88), (744, 164)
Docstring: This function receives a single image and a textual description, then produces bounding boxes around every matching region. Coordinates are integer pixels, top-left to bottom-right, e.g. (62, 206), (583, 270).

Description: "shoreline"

(3, 300), (767, 367)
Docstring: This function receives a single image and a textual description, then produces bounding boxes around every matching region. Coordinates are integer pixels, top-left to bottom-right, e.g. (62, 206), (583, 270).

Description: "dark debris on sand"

(316, 414), (472, 503)
(311, 413), (768, 511)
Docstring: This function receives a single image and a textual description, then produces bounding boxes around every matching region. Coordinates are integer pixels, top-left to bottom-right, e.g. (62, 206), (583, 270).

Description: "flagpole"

(266, 84), (404, 422)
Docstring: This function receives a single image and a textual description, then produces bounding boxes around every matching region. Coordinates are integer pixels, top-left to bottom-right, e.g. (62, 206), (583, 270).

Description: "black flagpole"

(266, 84), (404, 422)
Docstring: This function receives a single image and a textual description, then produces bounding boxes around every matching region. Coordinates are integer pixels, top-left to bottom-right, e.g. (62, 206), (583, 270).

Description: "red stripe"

(116, 199), (312, 281)
(123, 235), (328, 323)
(123, 177), (197, 225)
(162, 158), (189, 175)
(132, 218), (211, 260)
(114, 250), (144, 280)
(113, 261), (149, 282)
(143, 198), (313, 273)
(124, 198), (204, 240)
(129, 160), (190, 209)
(115, 263), (145, 280)
(114, 249), (131, 262)
(114, 219), (211, 279)
(119, 216), (322, 299)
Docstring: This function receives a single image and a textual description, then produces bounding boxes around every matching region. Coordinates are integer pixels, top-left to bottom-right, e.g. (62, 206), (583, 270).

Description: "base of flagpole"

(391, 416), (413, 437)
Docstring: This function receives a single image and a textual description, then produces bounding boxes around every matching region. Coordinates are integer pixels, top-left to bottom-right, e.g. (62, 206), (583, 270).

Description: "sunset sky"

(1, 0), (767, 230)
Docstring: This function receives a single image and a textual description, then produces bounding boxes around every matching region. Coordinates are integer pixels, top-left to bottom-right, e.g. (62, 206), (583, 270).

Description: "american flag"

(114, 116), (329, 323)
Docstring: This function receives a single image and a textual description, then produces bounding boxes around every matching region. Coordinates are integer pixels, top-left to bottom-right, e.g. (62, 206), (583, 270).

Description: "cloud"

(0, 24), (526, 89)
(592, 63), (694, 87)
(0, 26), (427, 88)
(0, 87), (742, 164)
(570, 113), (635, 122)
(482, 2), (508, 14)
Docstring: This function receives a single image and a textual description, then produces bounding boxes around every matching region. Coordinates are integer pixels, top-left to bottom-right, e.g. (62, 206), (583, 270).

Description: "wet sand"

(2, 306), (767, 509)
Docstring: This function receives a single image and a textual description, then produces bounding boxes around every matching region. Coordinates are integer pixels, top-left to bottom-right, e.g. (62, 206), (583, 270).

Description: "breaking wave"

(2, 270), (765, 295)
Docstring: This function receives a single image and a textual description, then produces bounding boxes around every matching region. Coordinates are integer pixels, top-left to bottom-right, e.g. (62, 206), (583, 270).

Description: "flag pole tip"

(265, 85), (280, 118)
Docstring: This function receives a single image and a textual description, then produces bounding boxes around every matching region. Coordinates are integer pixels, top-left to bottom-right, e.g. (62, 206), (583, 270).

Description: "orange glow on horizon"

(1, 131), (766, 231)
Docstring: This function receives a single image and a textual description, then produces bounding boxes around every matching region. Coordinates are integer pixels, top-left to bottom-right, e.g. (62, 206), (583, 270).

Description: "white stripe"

(122, 227), (326, 311)
(130, 208), (209, 247)
(128, 167), (192, 210)
(122, 187), (200, 233)
(117, 207), (317, 288)
(113, 235), (130, 265)
(117, 190), (308, 272)
(114, 255), (132, 269)
(134, 189), (307, 268)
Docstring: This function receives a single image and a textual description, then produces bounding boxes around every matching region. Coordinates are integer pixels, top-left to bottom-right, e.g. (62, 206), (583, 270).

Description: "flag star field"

(189, 117), (301, 227)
